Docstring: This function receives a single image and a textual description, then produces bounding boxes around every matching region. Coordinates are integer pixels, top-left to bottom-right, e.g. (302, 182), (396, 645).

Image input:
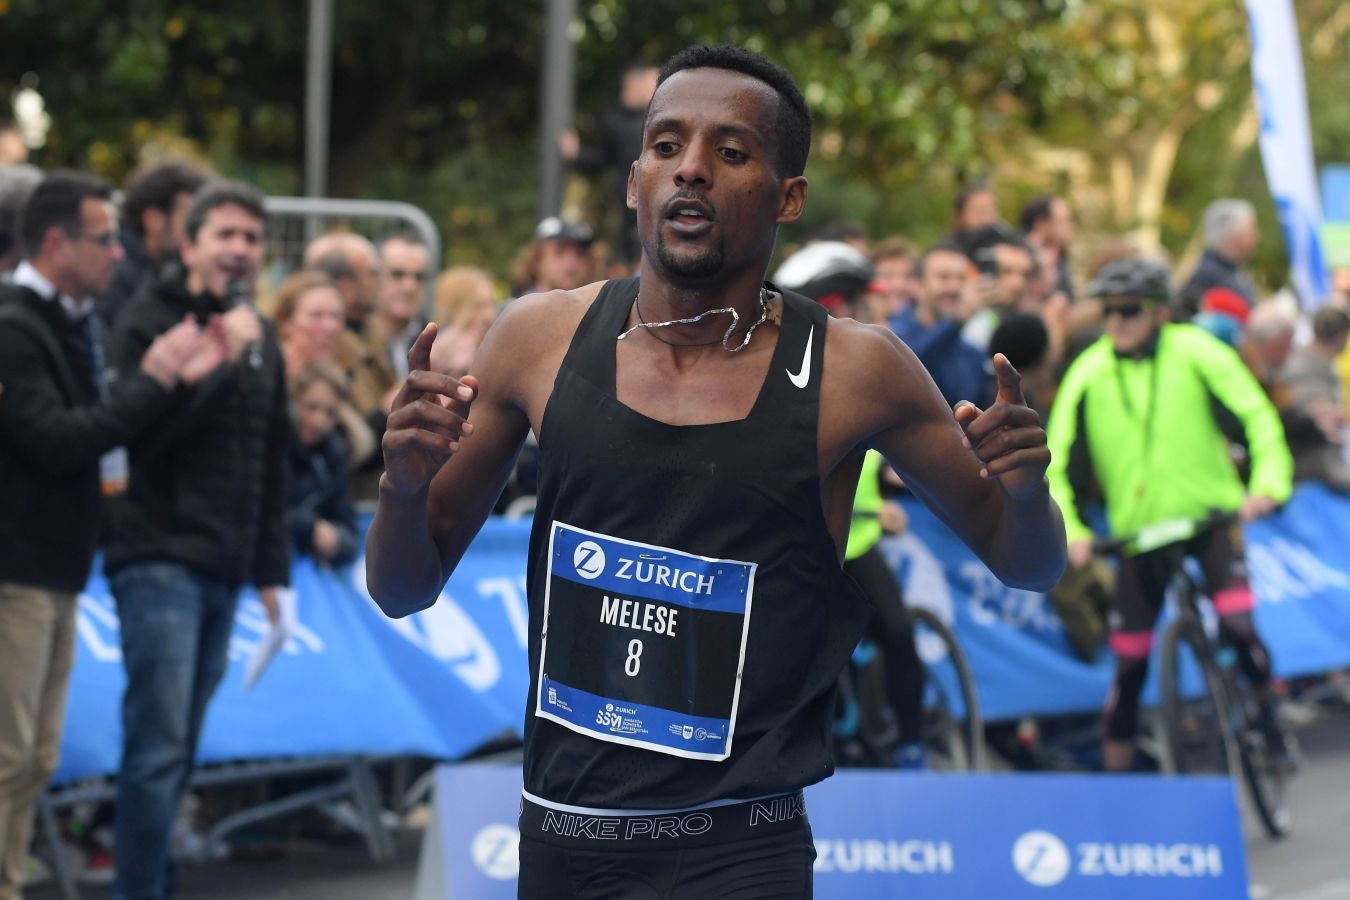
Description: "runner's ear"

(776, 176), (808, 225)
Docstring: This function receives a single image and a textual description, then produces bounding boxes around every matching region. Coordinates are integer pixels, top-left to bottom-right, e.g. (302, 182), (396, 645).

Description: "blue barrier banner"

(880, 502), (1115, 721)
(886, 483), (1350, 720)
(1245, 484), (1350, 675)
(59, 485), (1350, 781)
(56, 519), (534, 784)
(431, 763), (1248, 899)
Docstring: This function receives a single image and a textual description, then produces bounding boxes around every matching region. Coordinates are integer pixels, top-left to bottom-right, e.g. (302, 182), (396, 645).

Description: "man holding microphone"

(106, 180), (290, 900)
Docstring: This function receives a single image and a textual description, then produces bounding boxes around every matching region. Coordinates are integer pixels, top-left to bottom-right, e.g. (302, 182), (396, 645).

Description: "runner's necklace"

(617, 287), (770, 353)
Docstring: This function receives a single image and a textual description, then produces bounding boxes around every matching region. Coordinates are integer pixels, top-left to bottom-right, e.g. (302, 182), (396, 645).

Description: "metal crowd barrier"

(39, 755), (397, 900)
(261, 195), (442, 320)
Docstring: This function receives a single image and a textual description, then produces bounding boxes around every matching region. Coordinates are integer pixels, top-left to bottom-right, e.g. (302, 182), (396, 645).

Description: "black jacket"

(98, 230), (153, 329)
(99, 231), (187, 330)
(0, 284), (171, 592)
(105, 276), (291, 588)
(287, 429), (358, 566)
(571, 104), (646, 195)
(1177, 249), (1258, 322)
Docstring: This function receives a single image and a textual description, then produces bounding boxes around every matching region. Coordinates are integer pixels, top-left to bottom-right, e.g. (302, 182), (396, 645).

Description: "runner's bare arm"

(365, 294), (574, 616)
(825, 321), (1066, 591)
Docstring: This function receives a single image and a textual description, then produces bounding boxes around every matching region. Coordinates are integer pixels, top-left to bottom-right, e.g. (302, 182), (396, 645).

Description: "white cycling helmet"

(772, 241), (875, 308)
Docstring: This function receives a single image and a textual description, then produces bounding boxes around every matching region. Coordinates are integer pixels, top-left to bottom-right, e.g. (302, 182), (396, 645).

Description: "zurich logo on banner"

(425, 767), (1249, 899)
(469, 824), (520, 880)
(1012, 831), (1073, 887)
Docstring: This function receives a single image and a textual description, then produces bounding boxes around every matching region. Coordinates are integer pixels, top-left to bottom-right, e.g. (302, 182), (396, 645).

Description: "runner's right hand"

(380, 323), (477, 498)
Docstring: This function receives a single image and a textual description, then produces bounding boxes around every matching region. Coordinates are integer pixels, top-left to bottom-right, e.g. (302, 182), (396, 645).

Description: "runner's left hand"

(953, 354), (1051, 502)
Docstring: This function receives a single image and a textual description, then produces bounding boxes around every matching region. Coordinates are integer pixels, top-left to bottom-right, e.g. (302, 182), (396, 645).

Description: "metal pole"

(537, 0), (578, 222)
(305, 0), (335, 241)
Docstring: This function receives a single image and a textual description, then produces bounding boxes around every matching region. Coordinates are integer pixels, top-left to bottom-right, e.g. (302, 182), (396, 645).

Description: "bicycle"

(834, 605), (985, 772)
(1095, 512), (1292, 838)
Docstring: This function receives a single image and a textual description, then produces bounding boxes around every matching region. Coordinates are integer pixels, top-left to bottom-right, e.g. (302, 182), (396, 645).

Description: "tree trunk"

(1132, 110), (1192, 250)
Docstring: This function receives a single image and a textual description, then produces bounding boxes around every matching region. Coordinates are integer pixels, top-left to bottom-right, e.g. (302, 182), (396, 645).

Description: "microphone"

(226, 278), (263, 371)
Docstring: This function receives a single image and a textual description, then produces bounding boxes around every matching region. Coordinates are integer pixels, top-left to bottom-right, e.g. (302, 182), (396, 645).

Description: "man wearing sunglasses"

(1045, 255), (1294, 773)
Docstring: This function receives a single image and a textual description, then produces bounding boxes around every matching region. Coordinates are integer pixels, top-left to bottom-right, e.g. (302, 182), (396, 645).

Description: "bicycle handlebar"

(1091, 509), (1239, 558)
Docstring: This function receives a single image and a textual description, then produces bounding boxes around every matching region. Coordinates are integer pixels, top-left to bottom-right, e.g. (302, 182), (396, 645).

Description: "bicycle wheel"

(833, 647), (899, 768)
(1159, 617), (1237, 776)
(1223, 669), (1292, 838)
(911, 607), (985, 771)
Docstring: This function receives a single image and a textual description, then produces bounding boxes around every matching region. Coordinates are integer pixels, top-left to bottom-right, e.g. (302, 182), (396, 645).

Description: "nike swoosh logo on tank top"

(787, 325), (813, 389)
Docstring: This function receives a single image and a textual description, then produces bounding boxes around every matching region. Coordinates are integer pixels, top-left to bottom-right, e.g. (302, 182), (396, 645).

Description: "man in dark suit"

(0, 171), (222, 897)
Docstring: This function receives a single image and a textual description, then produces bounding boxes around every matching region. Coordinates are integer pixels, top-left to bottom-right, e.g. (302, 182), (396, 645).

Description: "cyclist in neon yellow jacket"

(845, 450), (927, 768)
(1046, 256), (1294, 772)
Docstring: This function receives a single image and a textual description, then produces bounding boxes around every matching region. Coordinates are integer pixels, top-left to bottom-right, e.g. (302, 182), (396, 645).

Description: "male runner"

(367, 45), (1065, 897)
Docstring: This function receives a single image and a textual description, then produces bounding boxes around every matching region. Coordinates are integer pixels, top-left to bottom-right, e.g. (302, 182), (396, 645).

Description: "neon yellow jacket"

(846, 450), (884, 562)
(1046, 324), (1292, 548)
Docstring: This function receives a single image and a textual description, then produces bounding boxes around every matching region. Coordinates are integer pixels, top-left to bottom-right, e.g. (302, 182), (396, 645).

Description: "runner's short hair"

(655, 45), (812, 179)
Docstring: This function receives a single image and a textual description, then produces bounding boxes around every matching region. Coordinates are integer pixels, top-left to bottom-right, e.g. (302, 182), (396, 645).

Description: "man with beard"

(367, 45), (1065, 896)
(101, 160), (208, 327)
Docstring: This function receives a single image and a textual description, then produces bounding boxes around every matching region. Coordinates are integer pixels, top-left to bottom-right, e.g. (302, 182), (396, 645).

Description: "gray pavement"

(28, 832), (420, 900)
(1248, 711), (1350, 900)
(28, 710), (1350, 899)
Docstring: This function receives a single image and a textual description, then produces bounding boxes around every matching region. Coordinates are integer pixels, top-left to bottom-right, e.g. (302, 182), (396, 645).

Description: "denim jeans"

(110, 562), (237, 900)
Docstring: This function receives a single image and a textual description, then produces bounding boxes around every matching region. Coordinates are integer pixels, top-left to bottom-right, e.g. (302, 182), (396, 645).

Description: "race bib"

(536, 522), (756, 761)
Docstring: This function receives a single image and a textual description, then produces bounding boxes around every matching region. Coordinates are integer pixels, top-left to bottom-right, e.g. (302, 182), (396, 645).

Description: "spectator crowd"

(1, 133), (1349, 893)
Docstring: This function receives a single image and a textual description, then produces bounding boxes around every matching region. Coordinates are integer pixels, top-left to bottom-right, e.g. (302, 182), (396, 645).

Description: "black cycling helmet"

(772, 241), (875, 310)
(1087, 255), (1173, 304)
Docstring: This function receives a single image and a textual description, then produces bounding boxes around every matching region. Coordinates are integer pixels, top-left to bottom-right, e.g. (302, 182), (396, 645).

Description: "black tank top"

(523, 276), (867, 809)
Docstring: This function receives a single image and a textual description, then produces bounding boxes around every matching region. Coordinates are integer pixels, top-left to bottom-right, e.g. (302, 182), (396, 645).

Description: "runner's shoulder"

(483, 280), (608, 359)
(818, 316), (940, 443)
(824, 315), (927, 388)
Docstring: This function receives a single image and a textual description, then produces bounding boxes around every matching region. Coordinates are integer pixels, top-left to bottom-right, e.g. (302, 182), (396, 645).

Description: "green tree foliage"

(2, 0), (1344, 287)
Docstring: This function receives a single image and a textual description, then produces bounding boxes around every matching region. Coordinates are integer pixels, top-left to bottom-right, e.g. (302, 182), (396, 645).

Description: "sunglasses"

(78, 231), (119, 248)
(1102, 302), (1149, 320)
